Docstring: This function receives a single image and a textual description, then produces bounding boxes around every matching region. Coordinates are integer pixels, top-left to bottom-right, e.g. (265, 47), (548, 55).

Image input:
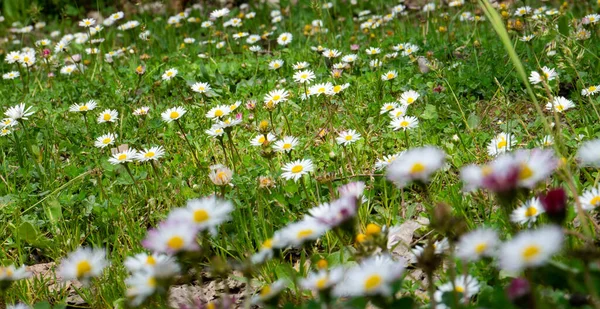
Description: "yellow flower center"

(147, 277), (157, 287)
(76, 260), (92, 278)
(297, 229), (314, 239)
(291, 165), (304, 173)
(146, 256), (156, 265)
(273, 63), (280, 68)
(522, 245), (541, 261)
(272, 94), (281, 101)
(281, 36), (287, 41)
(102, 138), (111, 144)
(318, 87), (325, 93)
(215, 110), (223, 117)
(206, 302), (215, 309)
(260, 286), (271, 297)
(400, 120), (409, 127)
(216, 171), (227, 181)
(410, 162), (425, 174)
(407, 97), (415, 104)
(170, 111), (179, 119)
(193, 209), (210, 223)
(590, 196), (600, 206)
(387, 73), (394, 79)
(386, 105), (394, 110)
(283, 143), (292, 149)
(258, 136), (266, 144)
(475, 243), (487, 254)
(345, 135), (353, 141)
(333, 85), (342, 92)
(301, 74), (308, 79)
(364, 274), (382, 291)
(144, 152), (155, 158)
(262, 239), (273, 249)
(556, 104), (564, 111)
(455, 286), (465, 293)
(79, 105), (88, 111)
(167, 236), (185, 250)
(519, 164), (533, 180)
(316, 277), (328, 289)
(525, 206), (538, 217)
(166, 72), (173, 76)
(103, 114), (111, 121)
(118, 154), (127, 161)
(589, 86), (597, 92)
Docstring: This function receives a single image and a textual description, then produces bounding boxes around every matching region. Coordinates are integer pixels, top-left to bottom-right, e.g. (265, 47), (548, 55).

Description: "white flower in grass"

(250, 133), (276, 146)
(124, 252), (179, 274)
(309, 82), (334, 96)
(582, 85), (600, 96)
(97, 109), (118, 123)
(336, 129), (361, 146)
(208, 164), (233, 186)
(125, 271), (157, 306)
(281, 159), (314, 182)
(94, 133), (117, 149)
(380, 102), (399, 114)
(399, 90), (420, 105)
(514, 148), (557, 188)
(69, 100), (97, 113)
(410, 238), (449, 263)
(293, 61), (310, 70)
(273, 136), (299, 153)
(434, 275), (480, 309)
(577, 139), (600, 167)
(58, 247), (108, 284)
(389, 106), (408, 119)
(306, 196), (358, 227)
(206, 105), (231, 119)
(381, 70), (397, 81)
(375, 153), (401, 171)
(161, 68), (178, 81)
(273, 219), (329, 248)
(136, 146), (165, 162)
(511, 198), (545, 226)
(108, 148), (137, 165)
(300, 268), (344, 292)
(333, 255), (405, 297)
(251, 279), (286, 304)
(3, 71), (19, 79)
(161, 107), (186, 123)
(0, 264), (31, 282)
(386, 146), (445, 188)
(579, 187), (600, 211)
(277, 32), (292, 45)
(167, 196), (234, 234)
(322, 49), (341, 58)
(293, 70), (316, 84)
(365, 47), (381, 55)
(528, 66), (557, 84)
(498, 225), (563, 273)
(264, 89), (289, 105)
(205, 125), (225, 138)
(1, 127), (12, 136)
(545, 96), (575, 113)
(268, 59), (284, 70)
(142, 220), (199, 254)
(5, 103), (34, 120)
(456, 228), (499, 261)
(390, 116), (418, 131)
(133, 107), (150, 116)
(191, 82), (211, 94)
(210, 8), (230, 19)
(79, 18), (96, 27)
(487, 132), (516, 156)
(60, 64), (78, 75)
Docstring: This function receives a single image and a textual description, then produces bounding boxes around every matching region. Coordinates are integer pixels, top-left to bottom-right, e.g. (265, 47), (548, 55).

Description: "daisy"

(389, 106), (408, 119)
(0, 127), (11, 136)
(410, 238), (449, 263)
(205, 125), (225, 138)
(250, 133), (276, 146)
(293, 62), (310, 70)
(514, 6), (531, 16)
(381, 70), (397, 81)
(401, 44), (419, 56)
(498, 225), (563, 273)
(1, 118), (16, 128)
(210, 8), (230, 19)
(293, 70), (316, 84)
(331, 83), (350, 95)
(577, 138), (600, 167)
(277, 32), (292, 45)
(5, 51), (22, 64)
(342, 54), (358, 63)
(528, 66), (557, 84)
(581, 85), (600, 96)
(399, 90), (420, 105)
(300, 268), (344, 292)
(142, 220), (199, 254)
(110, 11), (124, 21)
(281, 159), (314, 182)
(309, 82), (334, 96)
(167, 196), (234, 234)
(206, 105), (231, 119)
(249, 45), (262, 52)
(487, 132), (516, 156)
(380, 102), (399, 114)
(136, 146), (165, 162)
(246, 35), (261, 44)
(306, 196), (358, 227)
(584, 14), (600, 24)
(434, 275), (480, 308)
(94, 133), (117, 148)
(161, 106), (186, 123)
(365, 47), (381, 55)
(97, 109), (118, 123)
(124, 252), (178, 274)
(369, 59), (382, 68)
(511, 198), (545, 226)
(538, 135), (554, 147)
(268, 59), (284, 70)
(274, 136), (299, 153)
(456, 228), (499, 261)
(133, 107), (150, 116)
(228, 101), (241, 112)
(264, 89), (289, 105)
(579, 187), (600, 211)
(58, 247), (108, 284)
(273, 219), (329, 248)
(108, 148), (138, 165)
(79, 18), (96, 27)
(125, 270), (157, 306)
(333, 255), (405, 297)
(386, 146), (446, 188)
(5, 103), (34, 120)
(0, 264), (31, 282)
(514, 148), (557, 188)
(251, 238), (278, 264)
(69, 100), (97, 113)
(251, 280), (286, 305)
(208, 164), (233, 186)
(390, 116), (418, 131)
(520, 34), (535, 42)
(161, 68), (178, 81)
(545, 96), (575, 113)
(2, 71), (19, 79)
(322, 49), (341, 59)
(374, 153), (401, 171)
(336, 129), (361, 146)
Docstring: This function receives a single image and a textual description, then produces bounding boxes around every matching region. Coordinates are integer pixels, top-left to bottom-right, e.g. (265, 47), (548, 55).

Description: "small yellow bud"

(365, 223), (381, 236)
(317, 259), (328, 270)
(355, 233), (367, 243)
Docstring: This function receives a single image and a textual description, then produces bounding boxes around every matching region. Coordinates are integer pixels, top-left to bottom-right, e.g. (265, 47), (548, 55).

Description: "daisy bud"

(365, 223), (381, 236)
(42, 48), (51, 57)
(316, 259), (328, 270)
(539, 188), (567, 225)
(355, 233), (367, 243)
(506, 278), (532, 308)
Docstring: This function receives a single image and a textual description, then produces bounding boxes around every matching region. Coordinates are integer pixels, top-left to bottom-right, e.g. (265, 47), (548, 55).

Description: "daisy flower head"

(584, 14), (600, 24)
(365, 47), (381, 55)
(281, 159), (314, 182)
(2, 71), (19, 79)
(161, 106), (186, 123)
(538, 135), (554, 147)
(331, 83), (350, 95)
(191, 82), (211, 94)
(322, 48), (341, 59)
(273, 219), (329, 248)
(4, 103), (33, 121)
(293, 61), (310, 70)
(487, 132), (516, 156)
(249, 45), (262, 52)
(1, 127), (12, 136)
(582, 85), (600, 96)
(205, 104), (231, 120)
(380, 102), (399, 114)
(336, 129), (361, 146)
(381, 70), (397, 81)
(514, 6), (531, 16)
(94, 133), (117, 148)
(410, 238), (449, 263)
(125, 270), (157, 306)
(375, 153), (401, 171)
(434, 275), (480, 308)
(456, 228), (499, 261)
(69, 100), (97, 113)
(5, 51), (22, 64)
(389, 106), (408, 119)
(300, 268), (344, 292)
(205, 125), (225, 138)
(167, 196), (234, 234)
(399, 90), (420, 105)
(264, 88), (289, 105)
(342, 54), (358, 63)
(124, 252), (172, 273)
(0, 264), (31, 282)
(520, 34), (535, 42)
(133, 107), (150, 116)
(161, 68), (178, 81)
(498, 225), (563, 273)
(293, 70), (316, 84)
(209, 164), (233, 186)
(369, 59), (382, 68)
(274, 136), (299, 153)
(579, 187), (600, 211)
(277, 32), (292, 46)
(401, 44), (419, 56)
(577, 138), (600, 167)
(514, 148), (558, 188)
(545, 96), (575, 113)
(97, 109), (118, 123)
(306, 196), (358, 227)
(528, 66), (557, 84)
(108, 148), (137, 165)
(252, 279), (286, 305)
(136, 146), (165, 162)
(210, 8), (230, 19)
(386, 146), (446, 188)
(390, 116), (418, 131)
(142, 220), (199, 254)
(511, 197), (545, 226)
(250, 133), (276, 147)
(58, 247), (108, 284)
(309, 82), (334, 97)
(333, 255), (405, 297)
(79, 18), (96, 27)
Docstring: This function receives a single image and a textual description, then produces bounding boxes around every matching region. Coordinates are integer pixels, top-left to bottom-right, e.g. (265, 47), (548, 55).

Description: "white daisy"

(456, 228), (499, 261)
(399, 90), (420, 105)
(579, 187), (600, 211)
(386, 146), (446, 188)
(577, 138), (600, 167)
(108, 148), (138, 165)
(161, 68), (178, 81)
(69, 100), (98, 113)
(273, 219), (330, 248)
(545, 96), (575, 113)
(250, 133), (276, 146)
(58, 247), (108, 284)
(528, 66), (557, 84)
(136, 146), (165, 162)
(336, 129), (361, 146)
(333, 255), (405, 297)
(390, 116), (419, 131)
(273, 136), (299, 153)
(511, 198), (545, 226)
(161, 106), (186, 123)
(142, 220), (199, 254)
(94, 133), (117, 148)
(97, 109), (118, 123)
(498, 225), (563, 273)
(167, 196), (234, 234)
(281, 159), (314, 182)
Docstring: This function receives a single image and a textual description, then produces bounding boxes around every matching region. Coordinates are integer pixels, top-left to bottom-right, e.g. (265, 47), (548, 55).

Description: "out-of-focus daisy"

(514, 148), (557, 188)
(577, 139), (600, 167)
(108, 148), (137, 165)
(514, 6), (531, 16)
(520, 34), (535, 42)
(386, 146), (446, 188)
(538, 135), (554, 147)
(410, 238), (449, 263)
(273, 219), (329, 248)
(1, 118), (17, 128)
(97, 109), (118, 123)
(133, 107), (150, 116)
(498, 225), (563, 273)
(300, 268), (344, 292)
(125, 270), (157, 306)
(251, 279), (286, 305)
(161, 68), (178, 81)
(0, 264), (31, 282)
(3, 71), (19, 79)
(274, 136), (299, 153)
(322, 49), (341, 58)
(375, 153), (401, 171)
(545, 96), (575, 113)
(336, 129), (361, 146)
(69, 100), (97, 113)
(250, 133), (276, 146)
(293, 61), (309, 70)
(136, 146), (165, 162)
(399, 90), (420, 105)
(456, 228), (499, 261)
(124, 252), (178, 274)
(390, 116), (419, 131)
(579, 187), (600, 211)
(281, 159), (314, 182)
(333, 255), (405, 297)
(309, 82), (334, 96)
(528, 66), (557, 84)
(434, 275), (480, 308)
(306, 196), (358, 227)
(94, 133), (117, 148)
(511, 198), (545, 226)
(58, 247), (108, 284)
(208, 164), (233, 186)
(142, 220), (199, 254)
(1, 127), (11, 136)
(268, 59), (284, 70)
(167, 196), (234, 234)
(365, 47), (381, 55)
(210, 8), (230, 19)
(79, 18), (96, 27)
(161, 106), (186, 123)
(389, 106), (408, 119)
